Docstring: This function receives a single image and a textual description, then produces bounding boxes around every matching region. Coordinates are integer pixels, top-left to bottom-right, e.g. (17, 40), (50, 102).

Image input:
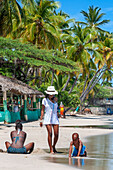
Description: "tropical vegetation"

(0, 1), (113, 108)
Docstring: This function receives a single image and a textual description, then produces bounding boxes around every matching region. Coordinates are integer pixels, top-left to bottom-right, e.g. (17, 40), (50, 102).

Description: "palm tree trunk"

(80, 69), (105, 103)
(80, 69), (101, 100)
(38, 67), (42, 86)
(51, 70), (54, 85)
(44, 70), (50, 84)
(68, 77), (77, 94)
(82, 75), (88, 93)
(62, 73), (70, 91)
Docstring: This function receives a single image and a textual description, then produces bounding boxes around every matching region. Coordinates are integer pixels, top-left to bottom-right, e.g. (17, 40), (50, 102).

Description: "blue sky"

(58, 0), (113, 33)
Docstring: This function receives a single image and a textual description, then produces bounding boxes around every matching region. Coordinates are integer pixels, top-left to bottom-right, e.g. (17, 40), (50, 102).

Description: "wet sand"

(0, 114), (113, 170)
(44, 133), (113, 170)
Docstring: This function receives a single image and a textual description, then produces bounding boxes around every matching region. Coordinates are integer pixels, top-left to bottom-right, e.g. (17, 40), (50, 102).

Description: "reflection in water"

(69, 157), (85, 167)
(44, 133), (113, 170)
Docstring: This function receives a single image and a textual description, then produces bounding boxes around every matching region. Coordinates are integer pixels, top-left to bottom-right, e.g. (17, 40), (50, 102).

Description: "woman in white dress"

(40, 86), (59, 154)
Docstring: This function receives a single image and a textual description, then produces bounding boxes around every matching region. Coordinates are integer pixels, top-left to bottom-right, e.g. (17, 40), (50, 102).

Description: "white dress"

(42, 98), (59, 125)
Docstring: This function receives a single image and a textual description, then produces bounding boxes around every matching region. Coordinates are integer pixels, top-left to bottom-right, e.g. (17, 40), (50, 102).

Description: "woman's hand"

(40, 105), (45, 127)
(40, 122), (43, 127)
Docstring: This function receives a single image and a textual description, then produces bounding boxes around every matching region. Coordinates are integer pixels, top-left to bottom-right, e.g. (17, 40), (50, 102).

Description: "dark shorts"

(7, 146), (27, 154)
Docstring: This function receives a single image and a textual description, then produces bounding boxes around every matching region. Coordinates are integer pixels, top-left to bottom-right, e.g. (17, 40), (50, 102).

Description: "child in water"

(69, 133), (87, 157)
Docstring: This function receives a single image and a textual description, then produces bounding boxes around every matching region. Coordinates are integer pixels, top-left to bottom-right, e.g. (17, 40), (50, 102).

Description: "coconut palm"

(15, 0), (62, 49)
(77, 6), (110, 32)
(0, 0), (30, 36)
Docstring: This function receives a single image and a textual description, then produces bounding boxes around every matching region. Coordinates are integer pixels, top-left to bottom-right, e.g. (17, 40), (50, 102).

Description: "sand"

(0, 114), (113, 170)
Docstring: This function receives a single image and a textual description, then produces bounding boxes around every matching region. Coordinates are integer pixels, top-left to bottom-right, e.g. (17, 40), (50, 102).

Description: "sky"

(58, 0), (113, 33)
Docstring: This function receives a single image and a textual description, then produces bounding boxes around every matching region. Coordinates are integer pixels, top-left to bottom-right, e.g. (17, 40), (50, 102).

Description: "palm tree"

(0, 0), (23, 36)
(77, 6), (110, 32)
(15, 0), (62, 49)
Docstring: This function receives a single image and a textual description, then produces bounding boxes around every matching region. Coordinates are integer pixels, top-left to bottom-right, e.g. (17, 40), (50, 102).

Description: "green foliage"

(94, 86), (113, 98)
(58, 91), (80, 108)
(0, 1), (113, 105)
(0, 37), (80, 73)
(38, 82), (80, 108)
(38, 83), (50, 95)
(80, 6), (110, 29)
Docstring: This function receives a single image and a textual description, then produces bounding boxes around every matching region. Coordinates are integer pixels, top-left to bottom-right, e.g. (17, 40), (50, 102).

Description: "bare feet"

(84, 151), (87, 157)
(50, 149), (54, 154)
(0, 149), (3, 152)
(80, 151), (87, 157)
(52, 146), (57, 153)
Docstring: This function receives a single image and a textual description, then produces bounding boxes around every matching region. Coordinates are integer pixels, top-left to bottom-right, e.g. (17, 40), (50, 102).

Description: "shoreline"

(0, 114), (113, 169)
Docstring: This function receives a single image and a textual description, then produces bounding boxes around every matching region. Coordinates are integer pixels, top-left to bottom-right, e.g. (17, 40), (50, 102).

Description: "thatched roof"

(0, 75), (44, 96)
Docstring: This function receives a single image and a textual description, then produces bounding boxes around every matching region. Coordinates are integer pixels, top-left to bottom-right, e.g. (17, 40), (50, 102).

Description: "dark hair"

(15, 120), (23, 130)
(72, 133), (79, 141)
(45, 94), (49, 98)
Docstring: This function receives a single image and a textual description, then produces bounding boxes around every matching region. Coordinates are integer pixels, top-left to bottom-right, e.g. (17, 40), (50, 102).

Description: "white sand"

(0, 114), (113, 170)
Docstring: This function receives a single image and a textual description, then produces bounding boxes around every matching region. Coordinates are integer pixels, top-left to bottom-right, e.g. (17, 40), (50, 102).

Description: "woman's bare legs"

(52, 124), (59, 153)
(5, 141), (11, 149)
(46, 125), (53, 153)
(25, 142), (34, 154)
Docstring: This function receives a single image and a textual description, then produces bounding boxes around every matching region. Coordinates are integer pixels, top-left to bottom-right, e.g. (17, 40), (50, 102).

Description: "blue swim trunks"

(72, 145), (86, 157)
(7, 146), (27, 154)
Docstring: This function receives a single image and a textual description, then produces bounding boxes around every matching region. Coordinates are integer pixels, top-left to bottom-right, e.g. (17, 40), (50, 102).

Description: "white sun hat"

(45, 86), (58, 95)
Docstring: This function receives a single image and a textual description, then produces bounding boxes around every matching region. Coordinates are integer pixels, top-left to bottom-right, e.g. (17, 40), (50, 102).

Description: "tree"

(78, 6), (110, 32)
(0, 37), (80, 83)
(0, 0), (23, 36)
(14, 0), (61, 49)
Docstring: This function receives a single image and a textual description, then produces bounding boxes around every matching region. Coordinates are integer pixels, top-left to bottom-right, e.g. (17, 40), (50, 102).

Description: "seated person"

(13, 101), (19, 112)
(69, 133), (87, 157)
(5, 120), (34, 154)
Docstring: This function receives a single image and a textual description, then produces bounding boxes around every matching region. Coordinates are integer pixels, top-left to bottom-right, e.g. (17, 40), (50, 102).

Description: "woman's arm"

(40, 105), (45, 120)
(40, 105), (45, 127)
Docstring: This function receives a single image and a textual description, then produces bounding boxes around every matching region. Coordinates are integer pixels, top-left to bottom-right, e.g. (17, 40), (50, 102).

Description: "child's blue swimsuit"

(72, 145), (86, 157)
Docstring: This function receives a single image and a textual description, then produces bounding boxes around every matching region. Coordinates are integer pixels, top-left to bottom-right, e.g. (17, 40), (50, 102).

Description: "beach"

(0, 114), (113, 170)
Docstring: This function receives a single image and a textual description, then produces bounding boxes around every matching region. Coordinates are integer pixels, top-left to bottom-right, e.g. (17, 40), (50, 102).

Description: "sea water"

(44, 133), (113, 170)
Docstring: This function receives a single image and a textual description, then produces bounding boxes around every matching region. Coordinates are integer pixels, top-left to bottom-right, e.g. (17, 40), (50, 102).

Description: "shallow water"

(60, 124), (113, 129)
(44, 133), (113, 170)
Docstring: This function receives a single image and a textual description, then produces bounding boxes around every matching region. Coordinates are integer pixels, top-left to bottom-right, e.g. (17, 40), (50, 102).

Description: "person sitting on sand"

(69, 133), (87, 157)
(5, 120), (34, 154)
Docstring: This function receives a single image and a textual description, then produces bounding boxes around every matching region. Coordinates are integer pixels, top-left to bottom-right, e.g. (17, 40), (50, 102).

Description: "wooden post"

(11, 93), (13, 103)
(37, 98), (39, 109)
(33, 95), (36, 109)
(38, 98), (40, 110)
(10, 93), (13, 111)
(38, 98), (41, 118)
(20, 95), (23, 106)
(3, 91), (11, 124)
(18, 96), (20, 107)
(3, 91), (7, 111)
(24, 94), (28, 121)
